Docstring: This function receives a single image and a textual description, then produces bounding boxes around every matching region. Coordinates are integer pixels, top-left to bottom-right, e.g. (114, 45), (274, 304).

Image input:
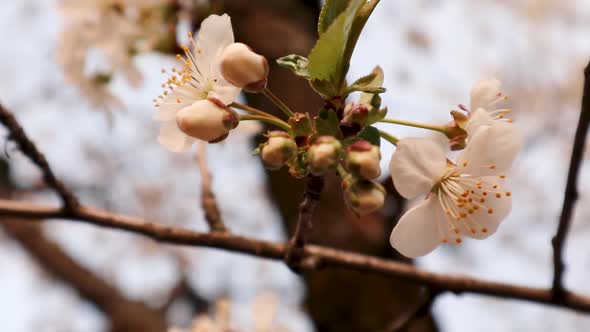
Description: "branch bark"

(196, 142), (227, 233)
(284, 176), (324, 271)
(0, 104), (79, 211)
(551, 60), (590, 298)
(2, 199), (590, 313)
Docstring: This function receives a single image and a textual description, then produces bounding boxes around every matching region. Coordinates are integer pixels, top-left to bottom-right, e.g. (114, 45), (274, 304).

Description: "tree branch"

(551, 60), (590, 298)
(0, 104), (79, 211)
(2, 199), (590, 313)
(196, 142), (227, 233)
(284, 176), (324, 271)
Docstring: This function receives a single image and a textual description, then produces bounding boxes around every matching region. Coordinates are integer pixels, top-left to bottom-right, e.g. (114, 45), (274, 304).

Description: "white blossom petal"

(390, 197), (443, 258)
(457, 122), (523, 176)
(158, 121), (194, 152)
(390, 138), (447, 199)
(465, 108), (493, 136)
(470, 78), (502, 111)
(210, 79), (241, 105)
(195, 14), (234, 78)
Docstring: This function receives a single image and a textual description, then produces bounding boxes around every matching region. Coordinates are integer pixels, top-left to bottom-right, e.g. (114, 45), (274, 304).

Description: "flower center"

(434, 167), (511, 244)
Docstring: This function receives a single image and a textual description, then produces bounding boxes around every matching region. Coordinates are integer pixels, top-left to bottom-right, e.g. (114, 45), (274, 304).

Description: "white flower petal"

(463, 176), (512, 239)
(210, 79), (241, 105)
(390, 197), (443, 258)
(158, 121), (195, 152)
(195, 14), (235, 78)
(470, 78), (502, 111)
(465, 108), (493, 136)
(390, 138), (447, 199)
(457, 122), (523, 176)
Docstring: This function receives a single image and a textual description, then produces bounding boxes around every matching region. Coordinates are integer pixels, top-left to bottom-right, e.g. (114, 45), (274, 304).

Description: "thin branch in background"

(196, 142), (227, 233)
(551, 60), (590, 299)
(0, 103), (79, 211)
(284, 175), (324, 272)
(3, 199), (590, 313)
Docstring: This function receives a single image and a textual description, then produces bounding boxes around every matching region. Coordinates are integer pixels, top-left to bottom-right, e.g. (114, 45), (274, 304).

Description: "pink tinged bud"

(261, 131), (297, 170)
(346, 140), (381, 180)
(220, 43), (269, 92)
(341, 103), (369, 127)
(307, 136), (342, 176)
(175, 99), (238, 143)
(342, 176), (386, 216)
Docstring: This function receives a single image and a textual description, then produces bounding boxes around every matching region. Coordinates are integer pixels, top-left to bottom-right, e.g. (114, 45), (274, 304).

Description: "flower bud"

(342, 176), (386, 216)
(307, 136), (342, 176)
(341, 103), (369, 127)
(260, 131), (297, 170)
(176, 98), (238, 143)
(220, 43), (269, 92)
(345, 140), (381, 180)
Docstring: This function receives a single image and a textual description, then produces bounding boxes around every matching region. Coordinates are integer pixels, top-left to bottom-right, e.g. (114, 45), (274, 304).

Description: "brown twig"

(2, 199), (590, 313)
(0, 104), (79, 211)
(196, 142), (227, 233)
(284, 175), (324, 271)
(551, 61), (590, 299)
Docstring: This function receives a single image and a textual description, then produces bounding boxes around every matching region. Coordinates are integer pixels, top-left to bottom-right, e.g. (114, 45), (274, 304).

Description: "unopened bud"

(176, 98), (238, 143)
(260, 131), (297, 170)
(307, 136), (342, 176)
(342, 176), (386, 216)
(220, 43), (269, 92)
(346, 140), (381, 180)
(341, 103), (369, 127)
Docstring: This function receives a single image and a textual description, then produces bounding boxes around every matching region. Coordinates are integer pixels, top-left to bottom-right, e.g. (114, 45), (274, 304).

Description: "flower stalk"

(262, 87), (295, 117)
(238, 114), (291, 131)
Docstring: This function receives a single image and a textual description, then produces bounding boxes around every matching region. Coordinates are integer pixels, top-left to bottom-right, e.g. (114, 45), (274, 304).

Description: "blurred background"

(1, 0), (590, 331)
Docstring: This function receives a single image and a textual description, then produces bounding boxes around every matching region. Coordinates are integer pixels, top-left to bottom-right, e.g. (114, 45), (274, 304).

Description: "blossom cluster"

(58, 0), (178, 110)
(151, 12), (523, 258)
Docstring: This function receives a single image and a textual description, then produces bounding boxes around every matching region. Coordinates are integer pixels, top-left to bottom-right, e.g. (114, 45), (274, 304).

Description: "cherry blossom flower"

(389, 123), (523, 258)
(154, 14), (241, 152)
(460, 78), (514, 135)
(58, 0), (175, 110)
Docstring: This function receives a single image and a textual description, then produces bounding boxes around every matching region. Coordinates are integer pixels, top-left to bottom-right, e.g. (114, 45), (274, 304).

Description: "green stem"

(262, 87), (295, 117)
(239, 114), (290, 131)
(379, 118), (447, 134)
(230, 102), (279, 120)
(379, 130), (399, 146)
(336, 164), (349, 178)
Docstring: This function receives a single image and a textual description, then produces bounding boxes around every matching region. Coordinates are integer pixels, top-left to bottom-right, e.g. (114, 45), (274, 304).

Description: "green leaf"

(288, 113), (314, 137)
(276, 54), (310, 78)
(314, 109), (342, 138)
(308, 0), (365, 85)
(318, 0), (350, 34)
(349, 66), (385, 94)
(367, 106), (388, 125)
(251, 145), (261, 156)
(356, 126), (381, 147)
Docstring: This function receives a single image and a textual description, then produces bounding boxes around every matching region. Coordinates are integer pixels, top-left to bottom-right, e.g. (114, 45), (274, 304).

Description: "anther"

(489, 164), (497, 169)
(455, 238), (462, 244)
(505, 192), (512, 197)
(495, 193), (502, 198)
(482, 227), (488, 233)
(487, 208), (494, 214)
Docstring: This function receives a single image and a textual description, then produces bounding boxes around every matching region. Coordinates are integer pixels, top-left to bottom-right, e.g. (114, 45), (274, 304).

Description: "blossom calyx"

(345, 140), (381, 180)
(175, 98), (238, 143)
(220, 43), (269, 92)
(342, 175), (386, 216)
(307, 136), (342, 176)
(260, 131), (297, 170)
